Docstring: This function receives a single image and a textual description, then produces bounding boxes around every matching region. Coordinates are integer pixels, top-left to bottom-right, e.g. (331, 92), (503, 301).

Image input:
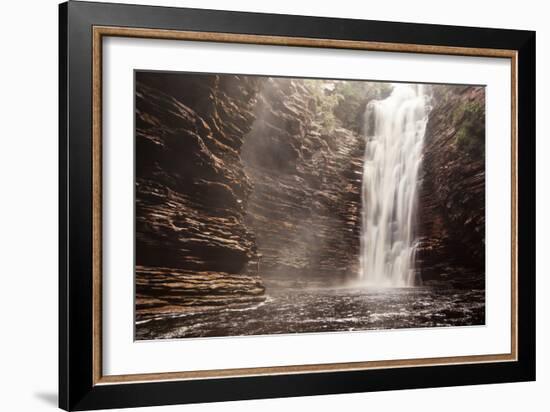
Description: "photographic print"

(60, 5), (533, 408)
(134, 71), (486, 340)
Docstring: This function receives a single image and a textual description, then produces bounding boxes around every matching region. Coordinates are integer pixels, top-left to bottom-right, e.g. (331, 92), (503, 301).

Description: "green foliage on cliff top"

(304, 80), (341, 134)
(453, 100), (485, 158)
(304, 80), (392, 134)
(333, 81), (392, 133)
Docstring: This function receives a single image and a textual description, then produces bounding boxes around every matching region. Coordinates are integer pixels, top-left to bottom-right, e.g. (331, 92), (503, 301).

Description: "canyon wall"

(135, 73), (266, 321)
(417, 85), (486, 288)
(135, 74), (369, 323)
(242, 79), (365, 286)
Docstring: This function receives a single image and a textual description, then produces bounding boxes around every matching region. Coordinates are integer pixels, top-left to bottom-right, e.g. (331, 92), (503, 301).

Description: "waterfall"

(359, 84), (430, 287)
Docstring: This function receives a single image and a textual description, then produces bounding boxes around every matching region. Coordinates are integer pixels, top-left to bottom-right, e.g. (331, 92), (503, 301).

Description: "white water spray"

(359, 84), (430, 287)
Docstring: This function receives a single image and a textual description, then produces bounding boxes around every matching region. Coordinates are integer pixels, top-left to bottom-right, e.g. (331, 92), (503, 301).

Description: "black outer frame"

(59, 1), (536, 410)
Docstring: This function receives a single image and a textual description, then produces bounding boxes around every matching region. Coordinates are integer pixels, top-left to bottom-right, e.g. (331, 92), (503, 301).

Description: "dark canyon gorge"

(134, 71), (486, 338)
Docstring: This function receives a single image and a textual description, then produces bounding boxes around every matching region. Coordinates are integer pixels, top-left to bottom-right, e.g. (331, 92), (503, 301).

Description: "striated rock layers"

(242, 78), (364, 286)
(135, 72), (266, 321)
(135, 74), (367, 322)
(417, 85), (486, 288)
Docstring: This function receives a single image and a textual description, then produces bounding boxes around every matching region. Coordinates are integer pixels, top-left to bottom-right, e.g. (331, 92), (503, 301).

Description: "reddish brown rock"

(242, 78), (365, 285)
(135, 72), (266, 319)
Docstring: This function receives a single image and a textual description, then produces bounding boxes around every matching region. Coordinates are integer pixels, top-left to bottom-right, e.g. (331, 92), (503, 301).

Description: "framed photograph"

(59, 1), (536, 410)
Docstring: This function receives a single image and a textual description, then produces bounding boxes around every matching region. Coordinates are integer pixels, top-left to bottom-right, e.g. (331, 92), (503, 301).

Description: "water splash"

(359, 84), (430, 287)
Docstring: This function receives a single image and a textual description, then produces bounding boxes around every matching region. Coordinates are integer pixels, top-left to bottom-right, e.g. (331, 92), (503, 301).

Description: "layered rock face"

(417, 86), (486, 288)
(241, 79), (364, 286)
(135, 72), (266, 320)
(135, 74), (367, 323)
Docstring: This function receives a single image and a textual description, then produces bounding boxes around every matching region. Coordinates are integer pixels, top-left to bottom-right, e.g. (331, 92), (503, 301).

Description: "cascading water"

(359, 84), (430, 287)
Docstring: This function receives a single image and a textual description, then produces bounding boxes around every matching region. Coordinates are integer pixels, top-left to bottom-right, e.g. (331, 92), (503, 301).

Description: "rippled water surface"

(136, 287), (485, 340)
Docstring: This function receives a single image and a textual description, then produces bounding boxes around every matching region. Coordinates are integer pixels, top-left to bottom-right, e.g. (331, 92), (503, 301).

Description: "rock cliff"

(417, 85), (486, 288)
(135, 72), (266, 321)
(242, 78), (365, 286)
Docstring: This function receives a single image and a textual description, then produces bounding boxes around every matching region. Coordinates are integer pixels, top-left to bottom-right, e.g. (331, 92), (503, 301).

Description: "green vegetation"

(333, 81), (392, 133)
(304, 80), (392, 134)
(304, 80), (341, 134)
(452, 100), (485, 157)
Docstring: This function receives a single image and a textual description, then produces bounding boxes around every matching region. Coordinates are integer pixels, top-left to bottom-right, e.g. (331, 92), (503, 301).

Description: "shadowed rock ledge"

(136, 266), (265, 320)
